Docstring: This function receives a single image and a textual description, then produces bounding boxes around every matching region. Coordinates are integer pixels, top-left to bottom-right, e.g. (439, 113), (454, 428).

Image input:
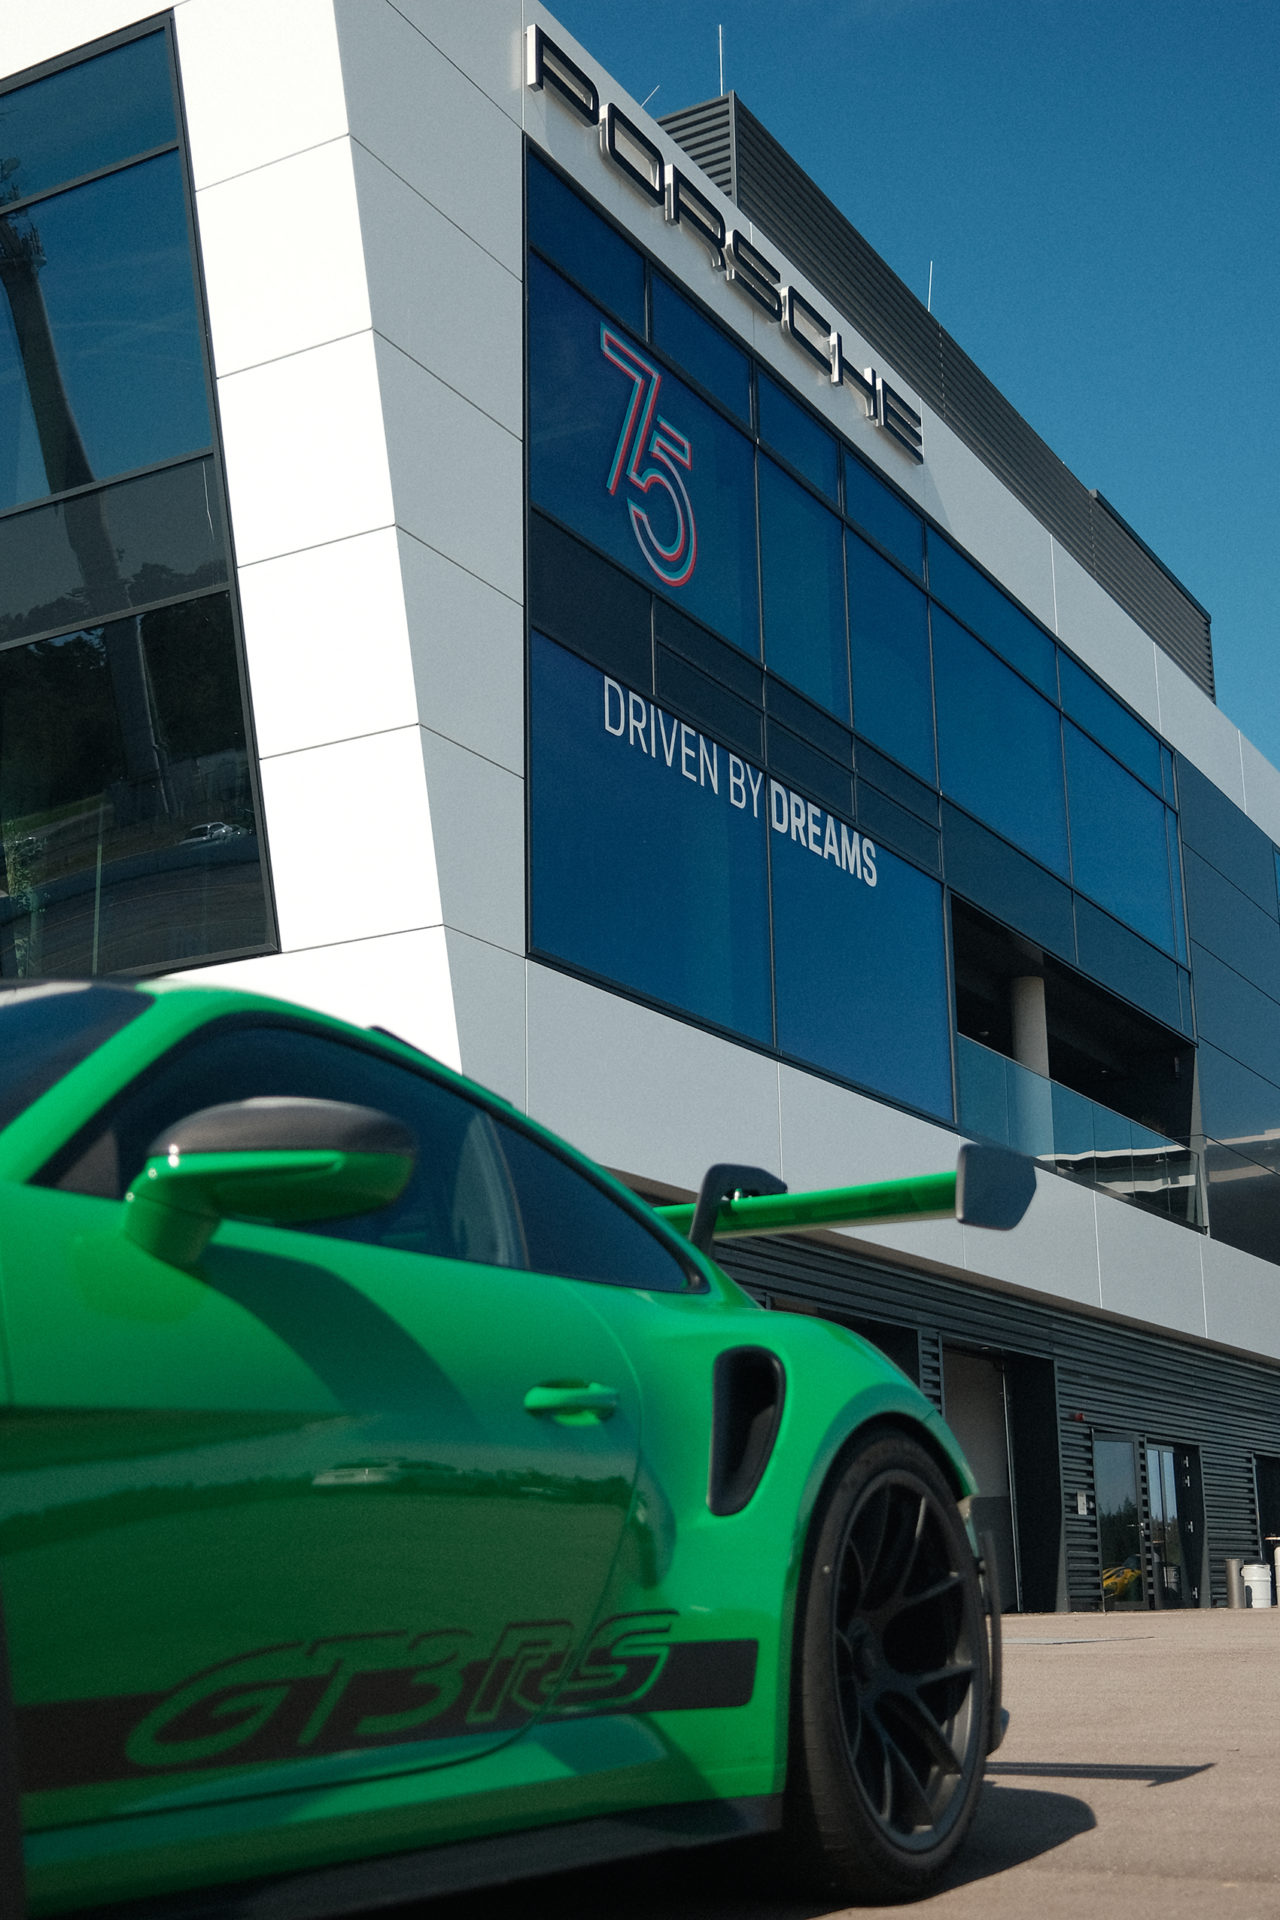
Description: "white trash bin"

(1243, 1562), (1273, 1607)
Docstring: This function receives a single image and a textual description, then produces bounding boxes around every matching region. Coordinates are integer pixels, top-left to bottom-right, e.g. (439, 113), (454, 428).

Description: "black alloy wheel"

(785, 1430), (988, 1904)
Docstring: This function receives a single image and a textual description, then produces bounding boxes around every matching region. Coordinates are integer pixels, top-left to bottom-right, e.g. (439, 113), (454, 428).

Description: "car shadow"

(419, 1780), (1096, 1918)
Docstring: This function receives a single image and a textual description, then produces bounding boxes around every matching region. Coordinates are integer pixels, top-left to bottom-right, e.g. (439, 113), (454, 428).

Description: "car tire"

(784, 1429), (988, 1905)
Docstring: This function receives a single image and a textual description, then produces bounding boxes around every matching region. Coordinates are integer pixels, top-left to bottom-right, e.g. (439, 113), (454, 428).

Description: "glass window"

(933, 610), (1068, 875)
(0, 981), (145, 1130)
(1189, 941), (1280, 1086)
(528, 260), (759, 657)
(0, 458), (227, 646)
(1182, 846), (1280, 1001)
(847, 532), (934, 782)
(855, 784), (941, 873)
(0, 153), (212, 513)
(1074, 901), (1185, 1032)
(1064, 725), (1176, 953)
(525, 153), (644, 334)
(527, 513), (652, 689)
(1204, 1140), (1280, 1264)
(1059, 655), (1162, 792)
(1196, 1040), (1280, 1148)
(0, 593), (269, 979)
(529, 634), (772, 1043)
(771, 822), (952, 1120)
(1175, 756), (1278, 916)
(759, 455), (848, 718)
(855, 740), (938, 823)
(651, 275), (750, 423)
(0, 33), (175, 206)
(926, 535), (1056, 696)
(942, 803), (1076, 961)
(45, 1016), (695, 1291)
(758, 374), (838, 500)
(843, 451), (923, 578)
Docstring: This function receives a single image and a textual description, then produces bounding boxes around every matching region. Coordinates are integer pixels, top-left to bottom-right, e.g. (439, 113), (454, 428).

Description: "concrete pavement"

(422, 1609), (1280, 1919)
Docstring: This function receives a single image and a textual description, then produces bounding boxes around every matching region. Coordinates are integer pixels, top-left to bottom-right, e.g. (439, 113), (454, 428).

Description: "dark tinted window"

(651, 275), (750, 422)
(1075, 901), (1185, 1032)
(1064, 724), (1177, 953)
(933, 610), (1068, 876)
(843, 452), (923, 577)
(528, 260), (759, 657)
(525, 154), (644, 333)
(0, 594), (269, 978)
(758, 375), (838, 500)
(941, 803), (1076, 962)
(926, 536), (1056, 696)
(1059, 655), (1161, 792)
(529, 634), (773, 1043)
(847, 533), (934, 782)
(0, 33), (174, 206)
(1183, 847), (1280, 1001)
(759, 456), (847, 718)
(46, 1018), (694, 1290)
(0, 981), (144, 1129)
(0, 154), (212, 512)
(1190, 942), (1280, 1084)
(1176, 756), (1278, 915)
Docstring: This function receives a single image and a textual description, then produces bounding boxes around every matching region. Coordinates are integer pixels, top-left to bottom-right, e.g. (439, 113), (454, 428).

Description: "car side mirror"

(122, 1097), (416, 1271)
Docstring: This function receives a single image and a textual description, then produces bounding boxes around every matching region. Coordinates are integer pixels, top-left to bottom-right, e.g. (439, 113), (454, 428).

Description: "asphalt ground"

(413, 1609), (1280, 1920)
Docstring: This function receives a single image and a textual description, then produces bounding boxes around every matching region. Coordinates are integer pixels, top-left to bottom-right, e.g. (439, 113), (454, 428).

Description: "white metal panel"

(258, 727), (442, 950)
(399, 532), (524, 777)
(351, 143), (522, 438)
(418, 731), (525, 955)
(1093, 1188), (1207, 1339)
(195, 139), (370, 377)
(237, 527), (418, 759)
(1202, 1234), (1280, 1365)
(217, 332), (394, 567)
(526, 964), (783, 1185)
(1050, 539), (1163, 730)
(366, 0), (525, 123)
(445, 929), (528, 1108)
(960, 1165), (1104, 1311)
(1155, 647), (1247, 805)
(175, 0), (348, 191)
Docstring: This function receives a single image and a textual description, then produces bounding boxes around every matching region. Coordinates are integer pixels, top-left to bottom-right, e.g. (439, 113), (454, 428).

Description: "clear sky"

(548, 0), (1280, 767)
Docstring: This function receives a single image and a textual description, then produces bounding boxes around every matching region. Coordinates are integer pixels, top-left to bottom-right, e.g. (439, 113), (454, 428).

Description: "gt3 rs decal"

(17, 1614), (759, 1793)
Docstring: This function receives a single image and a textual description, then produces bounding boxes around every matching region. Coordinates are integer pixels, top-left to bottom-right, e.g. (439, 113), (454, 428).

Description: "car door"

(0, 1021), (651, 1830)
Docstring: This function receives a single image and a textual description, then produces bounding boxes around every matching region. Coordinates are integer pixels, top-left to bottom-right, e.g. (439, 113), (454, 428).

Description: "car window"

(39, 1020), (695, 1291)
(0, 982), (146, 1130)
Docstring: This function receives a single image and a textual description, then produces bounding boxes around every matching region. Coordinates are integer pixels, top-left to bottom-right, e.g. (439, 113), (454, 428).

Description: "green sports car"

(0, 978), (1032, 1916)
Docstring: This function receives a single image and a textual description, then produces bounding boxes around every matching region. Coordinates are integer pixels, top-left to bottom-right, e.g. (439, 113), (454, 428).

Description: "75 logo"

(601, 328), (697, 589)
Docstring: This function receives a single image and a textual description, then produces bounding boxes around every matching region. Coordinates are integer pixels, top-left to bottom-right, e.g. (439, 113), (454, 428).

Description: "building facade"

(5, 0), (1280, 1609)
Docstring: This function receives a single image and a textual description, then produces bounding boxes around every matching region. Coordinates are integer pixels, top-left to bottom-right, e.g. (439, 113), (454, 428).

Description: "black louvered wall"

(721, 1230), (1276, 1609)
(661, 95), (1215, 698)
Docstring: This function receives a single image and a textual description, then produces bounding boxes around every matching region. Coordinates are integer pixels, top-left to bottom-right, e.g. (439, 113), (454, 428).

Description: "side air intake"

(708, 1346), (786, 1516)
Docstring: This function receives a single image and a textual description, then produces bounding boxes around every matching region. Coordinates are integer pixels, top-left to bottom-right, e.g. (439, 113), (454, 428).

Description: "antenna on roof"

(640, 84), (660, 109)
(719, 23), (724, 95)
(927, 260), (934, 313)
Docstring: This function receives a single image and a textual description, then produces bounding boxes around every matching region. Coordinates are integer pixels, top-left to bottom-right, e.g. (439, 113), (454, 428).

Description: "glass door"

(1147, 1444), (1202, 1607)
(1094, 1434), (1145, 1610)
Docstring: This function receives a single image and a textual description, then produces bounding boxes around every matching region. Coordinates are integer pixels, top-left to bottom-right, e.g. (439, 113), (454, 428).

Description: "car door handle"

(523, 1382), (620, 1421)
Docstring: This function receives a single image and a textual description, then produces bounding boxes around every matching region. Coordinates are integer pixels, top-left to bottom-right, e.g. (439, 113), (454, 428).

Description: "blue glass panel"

(771, 808), (952, 1119)
(529, 634), (772, 1041)
(759, 456), (848, 718)
(758, 374), (838, 500)
(1168, 813), (1188, 965)
(1197, 1041), (1280, 1149)
(650, 275), (750, 422)
(847, 532), (934, 782)
(1182, 847), (1280, 999)
(926, 535), (1056, 695)
(0, 33), (174, 206)
(1064, 724), (1175, 953)
(843, 452), (924, 578)
(933, 610), (1068, 875)
(1190, 941), (1280, 1086)
(1161, 745), (1176, 805)
(941, 804), (1076, 961)
(528, 260), (759, 656)
(956, 1035), (1011, 1147)
(1074, 900), (1184, 1031)
(1059, 655), (1162, 792)
(855, 784), (941, 873)
(1204, 1140), (1280, 1263)
(0, 154), (211, 512)
(525, 155), (644, 333)
(1175, 755), (1277, 915)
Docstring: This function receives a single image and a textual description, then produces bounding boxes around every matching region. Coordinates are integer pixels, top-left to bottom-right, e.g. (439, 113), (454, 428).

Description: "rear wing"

(656, 1144), (1035, 1256)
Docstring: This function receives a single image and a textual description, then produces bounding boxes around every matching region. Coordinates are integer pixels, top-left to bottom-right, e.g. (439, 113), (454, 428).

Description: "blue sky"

(549, 0), (1280, 767)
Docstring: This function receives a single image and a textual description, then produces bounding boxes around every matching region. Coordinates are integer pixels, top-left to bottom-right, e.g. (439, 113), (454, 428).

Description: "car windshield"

(0, 982), (147, 1132)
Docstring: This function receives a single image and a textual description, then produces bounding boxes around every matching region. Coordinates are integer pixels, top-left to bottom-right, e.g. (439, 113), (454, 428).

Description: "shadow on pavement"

(420, 1781), (1096, 1917)
(987, 1758), (1212, 1787)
